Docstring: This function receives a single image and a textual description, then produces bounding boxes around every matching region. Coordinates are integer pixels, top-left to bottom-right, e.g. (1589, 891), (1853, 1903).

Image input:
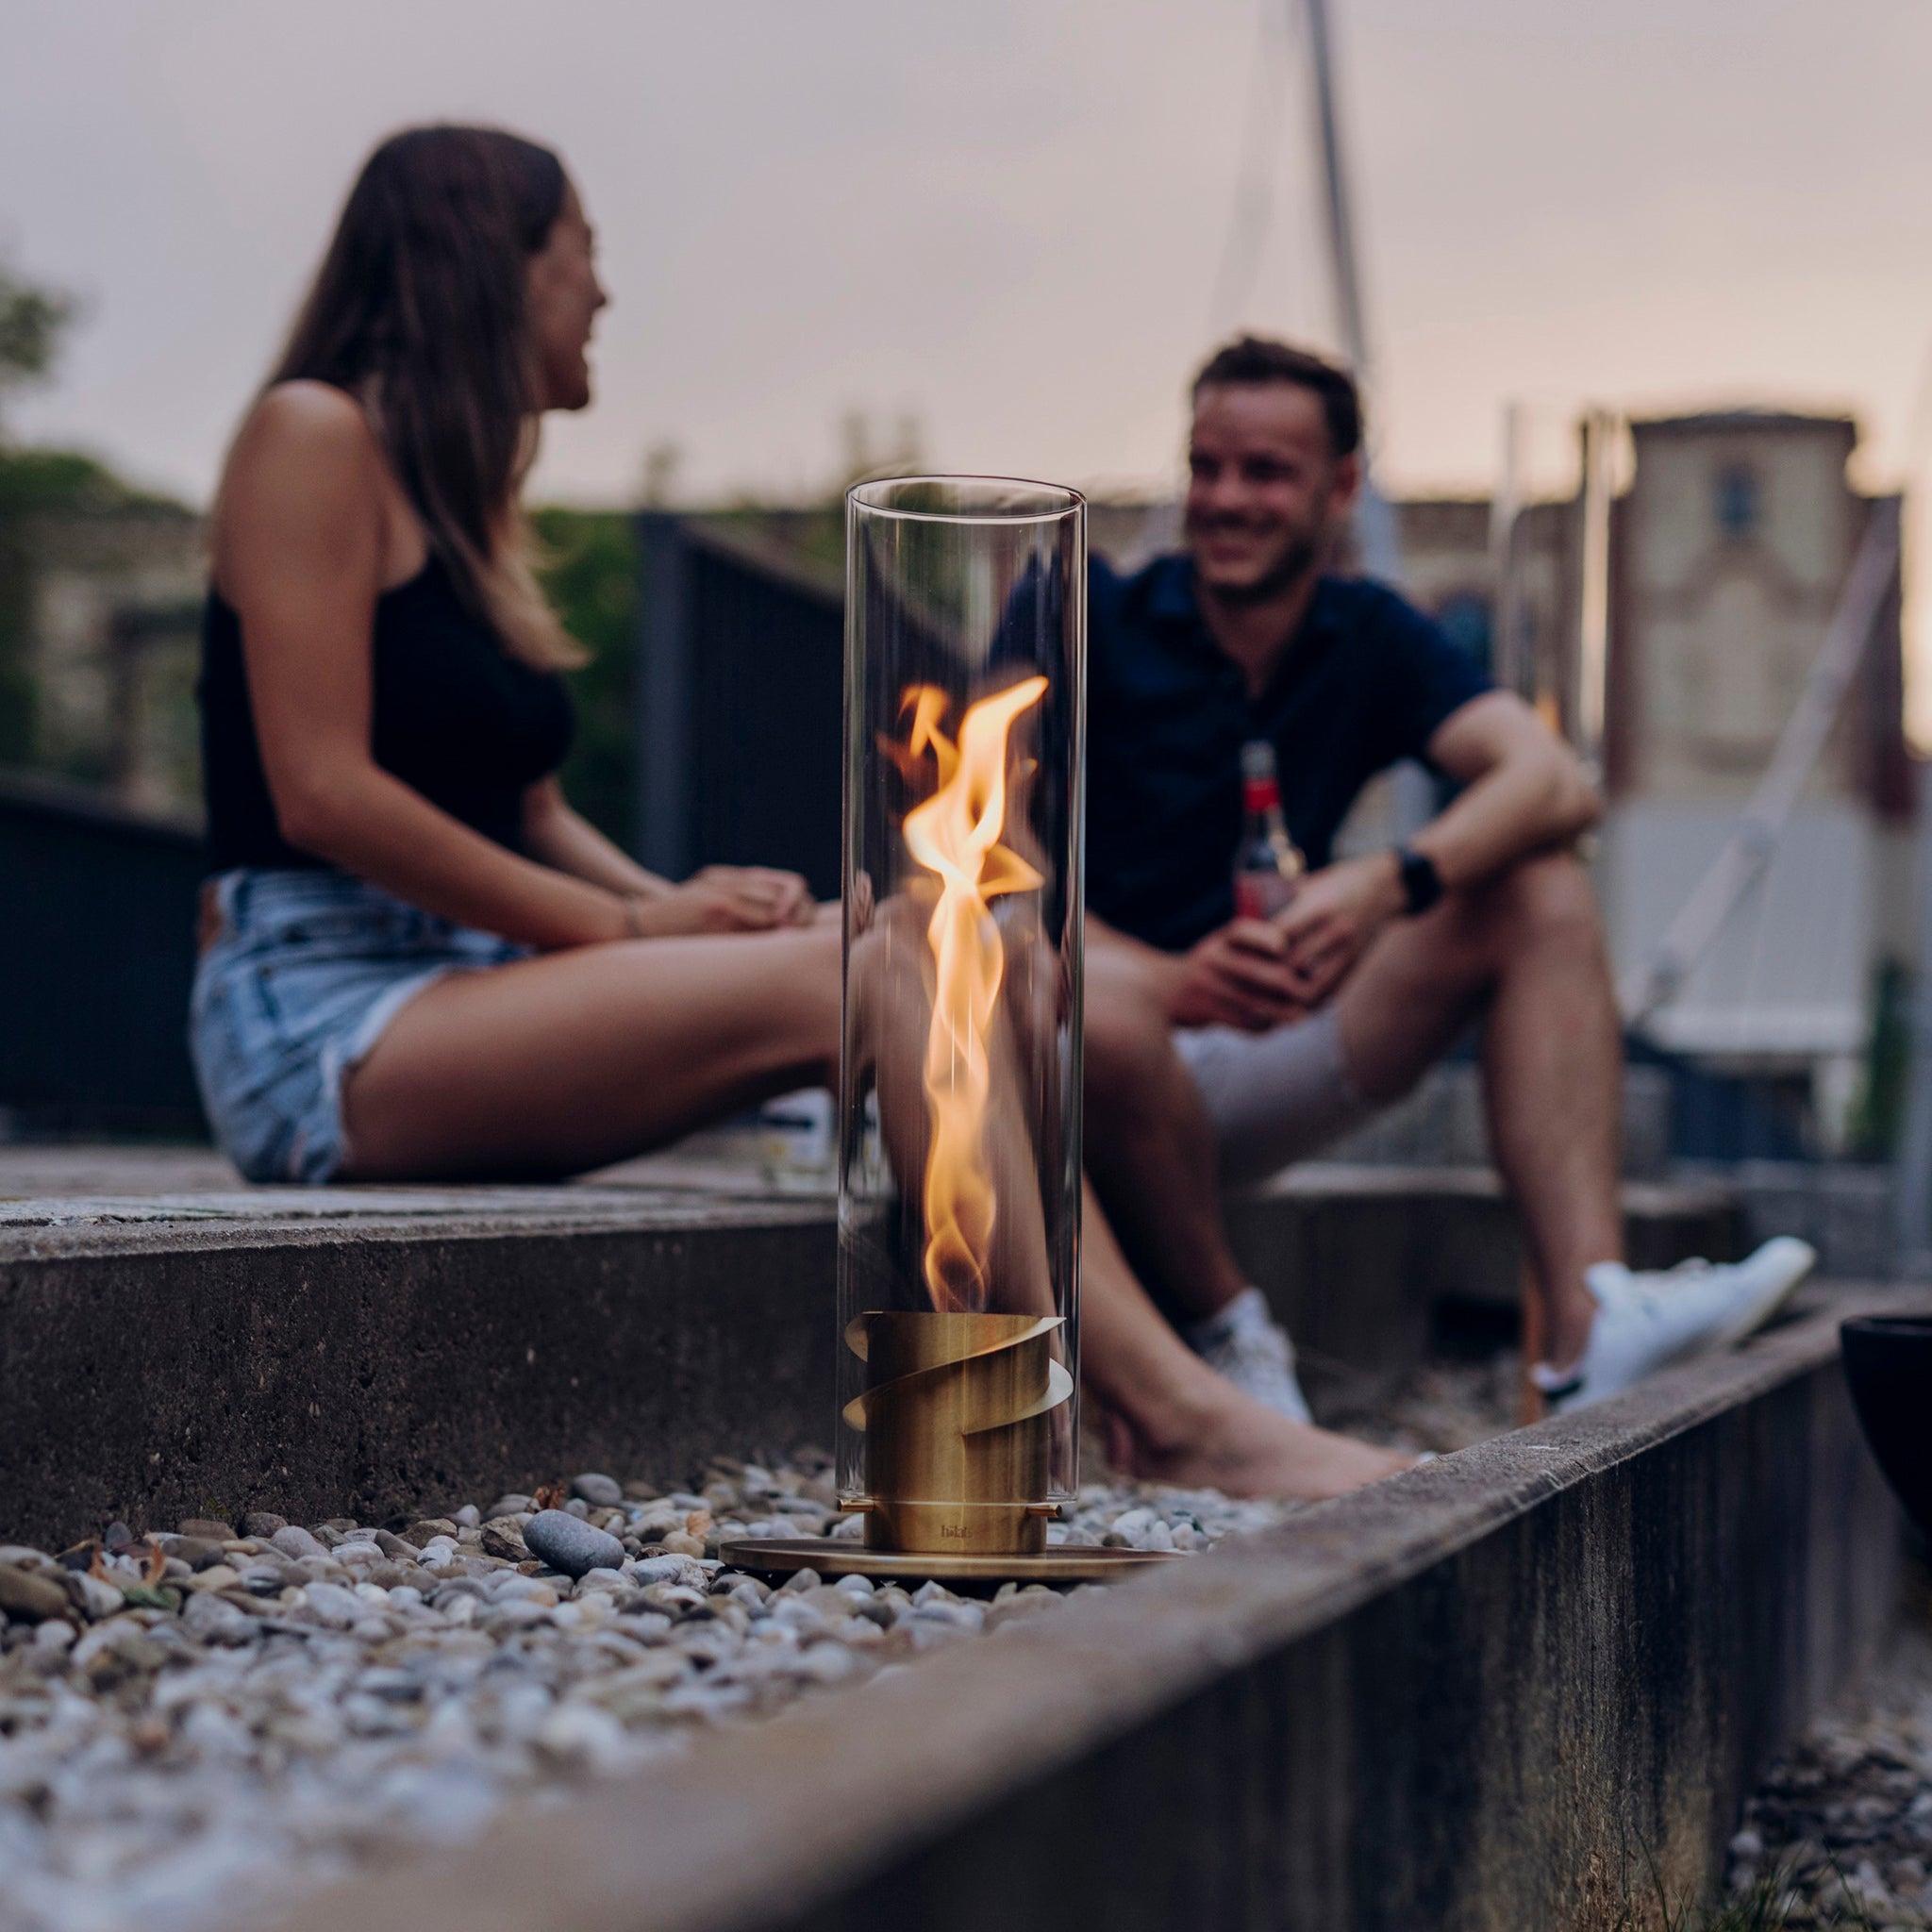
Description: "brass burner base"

(716, 1536), (1183, 1589)
(853, 1496), (1059, 1556)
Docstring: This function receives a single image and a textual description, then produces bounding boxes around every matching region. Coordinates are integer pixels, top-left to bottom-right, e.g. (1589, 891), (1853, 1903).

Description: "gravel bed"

(1722, 1578), (1932, 1928)
(0, 1460), (1270, 1932)
(0, 1357), (1514, 1932)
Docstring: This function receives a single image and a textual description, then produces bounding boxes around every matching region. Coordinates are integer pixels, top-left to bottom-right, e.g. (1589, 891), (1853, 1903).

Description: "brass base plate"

(717, 1536), (1183, 1589)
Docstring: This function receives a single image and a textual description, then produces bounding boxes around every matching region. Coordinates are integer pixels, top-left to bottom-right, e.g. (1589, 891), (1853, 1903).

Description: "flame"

(897, 676), (1047, 1312)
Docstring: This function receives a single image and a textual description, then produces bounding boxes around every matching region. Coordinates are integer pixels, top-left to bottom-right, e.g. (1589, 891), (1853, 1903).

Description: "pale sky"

(4, 0), (1931, 516)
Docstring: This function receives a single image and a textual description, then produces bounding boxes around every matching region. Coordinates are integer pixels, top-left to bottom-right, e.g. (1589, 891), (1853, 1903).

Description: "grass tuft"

(1612, 1850), (1907, 1932)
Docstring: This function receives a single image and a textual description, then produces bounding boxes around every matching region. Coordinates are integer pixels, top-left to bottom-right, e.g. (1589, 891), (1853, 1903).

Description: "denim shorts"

(190, 869), (526, 1184)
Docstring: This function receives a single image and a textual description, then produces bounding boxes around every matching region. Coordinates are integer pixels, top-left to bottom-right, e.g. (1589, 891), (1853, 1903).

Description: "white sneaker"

(1532, 1236), (1817, 1416)
(1186, 1288), (1314, 1424)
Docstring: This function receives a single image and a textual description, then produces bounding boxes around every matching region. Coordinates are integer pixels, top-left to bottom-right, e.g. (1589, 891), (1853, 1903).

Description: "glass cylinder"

(839, 477), (1086, 1556)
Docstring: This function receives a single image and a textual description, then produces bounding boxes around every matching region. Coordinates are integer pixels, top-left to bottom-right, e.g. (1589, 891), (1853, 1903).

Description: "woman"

(193, 124), (1408, 1499)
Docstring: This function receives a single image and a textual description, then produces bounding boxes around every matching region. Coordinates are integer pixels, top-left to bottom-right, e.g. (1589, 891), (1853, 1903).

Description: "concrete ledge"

(264, 1288), (1911, 1932)
(0, 1161), (1745, 1549)
(0, 1189), (837, 1550)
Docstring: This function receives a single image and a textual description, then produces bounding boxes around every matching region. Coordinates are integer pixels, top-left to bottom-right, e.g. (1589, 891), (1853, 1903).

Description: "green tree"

(531, 506), (637, 848)
(0, 261), (77, 763)
(0, 274), (71, 406)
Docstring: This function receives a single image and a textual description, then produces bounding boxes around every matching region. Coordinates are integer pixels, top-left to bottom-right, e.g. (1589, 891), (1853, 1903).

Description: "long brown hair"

(267, 125), (581, 670)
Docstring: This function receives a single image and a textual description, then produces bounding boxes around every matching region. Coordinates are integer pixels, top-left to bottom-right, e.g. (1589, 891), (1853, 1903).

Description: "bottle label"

(1234, 872), (1298, 921)
(1242, 777), (1279, 815)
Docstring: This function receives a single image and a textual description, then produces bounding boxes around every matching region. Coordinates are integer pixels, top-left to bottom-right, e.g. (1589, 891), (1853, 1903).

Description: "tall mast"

(1305, 0), (1367, 381)
(1303, 0), (1402, 589)
(1305, 0), (1423, 839)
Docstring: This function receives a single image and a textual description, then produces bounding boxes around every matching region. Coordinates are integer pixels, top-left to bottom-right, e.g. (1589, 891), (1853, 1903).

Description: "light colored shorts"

(189, 868), (525, 1185)
(1173, 1006), (1378, 1186)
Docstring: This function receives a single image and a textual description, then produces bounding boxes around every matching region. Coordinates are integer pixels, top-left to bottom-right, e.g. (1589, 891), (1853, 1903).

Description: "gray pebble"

(357, 1669), (423, 1703)
(182, 1592), (254, 1641)
(571, 1473), (625, 1507)
(522, 1510), (624, 1578)
(635, 1555), (713, 1591)
(271, 1525), (328, 1561)
(168, 1536), (231, 1572)
(299, 1583), (364, 1628)
(910, 1600), (984, 1632)
(769, 1596), (829, 1639)
(0, 1564), (71, 1623)
(68, 1573), (127, 1622)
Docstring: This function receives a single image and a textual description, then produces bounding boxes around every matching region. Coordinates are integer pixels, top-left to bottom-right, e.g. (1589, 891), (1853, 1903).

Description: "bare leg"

(857, 900), (1406, 1495)
(1335, 851), (1624, 1370)
(341, 924), (841, 1179)
(1079, 1182), (1412, 1499)
(343, 915), (1408, 1496)
(1083, 942), (1254, 1322)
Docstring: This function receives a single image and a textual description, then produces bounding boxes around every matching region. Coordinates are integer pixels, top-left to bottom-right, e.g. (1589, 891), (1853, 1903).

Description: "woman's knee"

(1085, 956), (1180, 1104)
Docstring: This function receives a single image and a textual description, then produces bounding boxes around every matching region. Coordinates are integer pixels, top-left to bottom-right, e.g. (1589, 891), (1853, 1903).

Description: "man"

(1080, 336), (1813, 1417)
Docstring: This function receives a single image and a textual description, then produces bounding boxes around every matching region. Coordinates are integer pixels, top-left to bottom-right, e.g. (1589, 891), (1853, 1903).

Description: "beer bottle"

(1232, 740), (1306, 920)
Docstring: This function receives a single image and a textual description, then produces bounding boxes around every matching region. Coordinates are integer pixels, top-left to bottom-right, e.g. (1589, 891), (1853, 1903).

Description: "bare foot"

(1121, 1384), (1416, 1501)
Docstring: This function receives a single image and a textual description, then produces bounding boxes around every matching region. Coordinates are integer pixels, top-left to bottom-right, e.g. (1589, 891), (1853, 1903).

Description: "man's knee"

(1457, 850), (1605, 965)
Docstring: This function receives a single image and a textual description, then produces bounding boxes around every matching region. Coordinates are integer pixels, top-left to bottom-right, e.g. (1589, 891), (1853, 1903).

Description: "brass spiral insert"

(841, 1310), (1074, 1555)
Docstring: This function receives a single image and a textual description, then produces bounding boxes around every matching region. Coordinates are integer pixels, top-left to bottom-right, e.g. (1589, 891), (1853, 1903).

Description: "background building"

(1383, 409), (1912, 1148)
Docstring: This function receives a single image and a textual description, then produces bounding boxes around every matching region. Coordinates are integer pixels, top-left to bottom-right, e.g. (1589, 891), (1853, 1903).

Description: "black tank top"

(197, 555), (575, 873)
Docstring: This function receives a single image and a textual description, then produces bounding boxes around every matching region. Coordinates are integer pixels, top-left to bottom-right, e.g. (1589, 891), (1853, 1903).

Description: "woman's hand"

(629, 866), (815, 937)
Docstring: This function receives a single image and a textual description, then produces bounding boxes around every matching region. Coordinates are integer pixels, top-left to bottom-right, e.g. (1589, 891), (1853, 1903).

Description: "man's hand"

(1164, 919), (1306, 1031)
(1276, 852), (1407, 1008)
(636, 866), (815, 937)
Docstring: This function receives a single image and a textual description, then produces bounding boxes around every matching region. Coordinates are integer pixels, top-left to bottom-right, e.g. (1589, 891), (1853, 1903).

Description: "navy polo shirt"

(1087, 554), (1491, 952)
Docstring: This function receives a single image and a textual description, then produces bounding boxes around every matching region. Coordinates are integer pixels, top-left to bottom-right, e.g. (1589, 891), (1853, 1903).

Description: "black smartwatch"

(1394, 845), (1442, 916)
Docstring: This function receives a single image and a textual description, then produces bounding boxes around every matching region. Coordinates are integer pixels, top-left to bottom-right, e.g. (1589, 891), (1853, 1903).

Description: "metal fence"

(633, 513), (844, 899)
(0, 770), (205, 1135)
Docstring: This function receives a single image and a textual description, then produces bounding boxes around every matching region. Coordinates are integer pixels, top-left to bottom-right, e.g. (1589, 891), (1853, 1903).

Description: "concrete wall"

(0, 1195), (839, 1549)
(261, 1291), (1911, 1932)
(0, 1172), (1743, 1549)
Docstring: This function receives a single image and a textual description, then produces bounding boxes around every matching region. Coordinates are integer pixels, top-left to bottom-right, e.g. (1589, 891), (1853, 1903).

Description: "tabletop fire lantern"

(724, 478), (1173, 1586)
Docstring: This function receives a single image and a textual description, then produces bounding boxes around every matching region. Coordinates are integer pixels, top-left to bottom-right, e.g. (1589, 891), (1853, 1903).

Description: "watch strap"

(1395, 845), (1442, 916)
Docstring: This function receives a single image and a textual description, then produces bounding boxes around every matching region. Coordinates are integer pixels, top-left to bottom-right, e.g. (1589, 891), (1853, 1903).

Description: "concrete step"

(260, 1286), (1915, 1932)
(0, 1184), (838, 1553)
(1228, 1161), (1744, 1374)
(0, 1147), (1743, 1550)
